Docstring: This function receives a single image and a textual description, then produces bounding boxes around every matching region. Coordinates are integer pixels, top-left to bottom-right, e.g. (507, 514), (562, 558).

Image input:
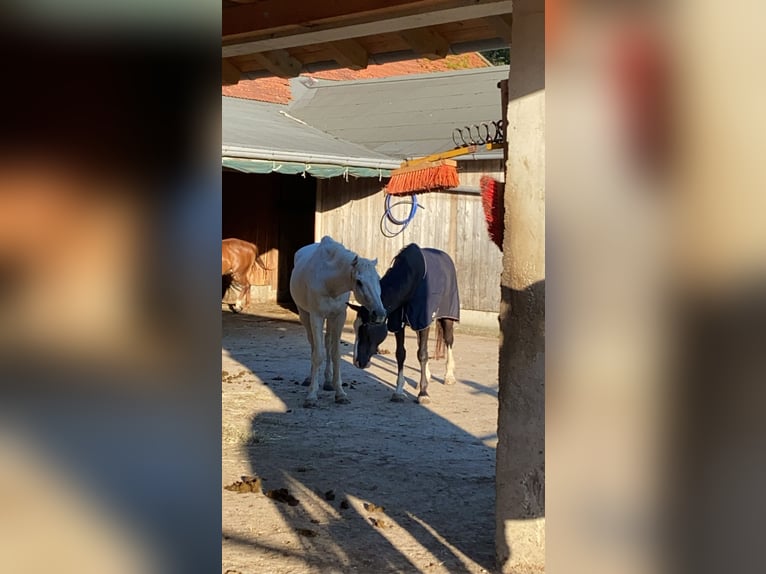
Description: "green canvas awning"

(222, 157), (392, 179)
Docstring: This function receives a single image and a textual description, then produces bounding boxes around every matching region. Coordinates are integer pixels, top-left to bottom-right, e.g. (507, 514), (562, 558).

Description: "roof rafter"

(325, 39), (369, 70)
(222, 1), (513, 58)
(251, 50), (302, 78)
(487, 14), (513, 44)
(400, 27), (450, 59)
(222, 58), (241, 85)
(223, 0), (454, 39)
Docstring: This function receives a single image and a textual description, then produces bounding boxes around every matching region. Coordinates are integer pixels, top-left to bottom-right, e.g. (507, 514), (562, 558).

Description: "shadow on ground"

(222, 303), (500, 573)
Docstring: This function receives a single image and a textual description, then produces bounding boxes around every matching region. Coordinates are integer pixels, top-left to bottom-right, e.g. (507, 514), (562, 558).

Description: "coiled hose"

(380, 194), (421, 237)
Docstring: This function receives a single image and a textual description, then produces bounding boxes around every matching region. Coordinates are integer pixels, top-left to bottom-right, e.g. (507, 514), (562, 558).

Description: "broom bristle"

(480, 175), (504, 250)
(386, 163), (460, 195)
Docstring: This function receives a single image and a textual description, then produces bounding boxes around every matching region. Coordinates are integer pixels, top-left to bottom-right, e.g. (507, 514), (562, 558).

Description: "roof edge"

(222, 145), (401, 170)
(293, 65), (510, 91)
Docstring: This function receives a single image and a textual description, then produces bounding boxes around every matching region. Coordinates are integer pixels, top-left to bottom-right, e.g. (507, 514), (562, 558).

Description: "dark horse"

(349, 243), (459, 404)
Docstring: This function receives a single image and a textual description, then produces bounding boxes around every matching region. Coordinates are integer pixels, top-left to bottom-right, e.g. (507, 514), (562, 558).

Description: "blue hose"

(384, 193), (419, 226)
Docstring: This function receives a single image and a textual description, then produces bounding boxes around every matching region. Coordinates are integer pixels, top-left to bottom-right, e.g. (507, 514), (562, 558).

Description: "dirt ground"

(222, 302), (501, 574)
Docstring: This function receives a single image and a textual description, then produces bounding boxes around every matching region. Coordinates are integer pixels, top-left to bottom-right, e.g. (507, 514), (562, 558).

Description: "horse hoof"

(301, 377), (311, 387)
(390, 394), (406, 403)
(444, 376), (457, 385)
(417, 395), (431, 404)
(335, 396), (351, 405)
(303, 399), (318, 408)
(323, 382), (335, 391)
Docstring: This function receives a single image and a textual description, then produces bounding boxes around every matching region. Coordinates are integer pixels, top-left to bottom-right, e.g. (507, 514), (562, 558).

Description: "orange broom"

(385, 143), (504, 195)
(384, 147), (473, 195)
(384, 159), (460, 194)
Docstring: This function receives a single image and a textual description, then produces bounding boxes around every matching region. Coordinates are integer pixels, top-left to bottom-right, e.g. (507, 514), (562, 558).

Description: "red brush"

(480, 175), (504, 250)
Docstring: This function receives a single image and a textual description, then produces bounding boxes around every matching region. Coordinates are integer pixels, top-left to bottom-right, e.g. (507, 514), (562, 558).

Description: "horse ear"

(347, 303), (363, 312)
(372, 258), (378, 265)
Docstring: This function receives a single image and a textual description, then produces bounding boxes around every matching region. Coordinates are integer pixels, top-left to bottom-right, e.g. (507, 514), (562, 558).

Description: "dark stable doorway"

(222, 170), (315, 307)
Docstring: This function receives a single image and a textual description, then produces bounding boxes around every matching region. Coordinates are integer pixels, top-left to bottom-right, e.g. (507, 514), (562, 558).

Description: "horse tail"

(255, 253), (270, 270)
(435, 320), (445, 360)
(251, 243), (271, 271)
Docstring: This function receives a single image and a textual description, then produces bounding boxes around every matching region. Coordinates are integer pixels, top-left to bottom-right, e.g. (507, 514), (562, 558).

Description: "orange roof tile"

(222, 77), (291, 104)
(223, 53), (490, 104)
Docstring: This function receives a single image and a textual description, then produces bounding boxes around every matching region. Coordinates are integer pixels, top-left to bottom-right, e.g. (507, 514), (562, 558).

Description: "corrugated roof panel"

(222, 97), (399, 171)
(288, 66), (508, 159)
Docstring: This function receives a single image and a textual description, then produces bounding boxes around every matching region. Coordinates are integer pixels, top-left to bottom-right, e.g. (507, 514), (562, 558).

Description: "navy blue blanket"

(383, 245), (460, 332)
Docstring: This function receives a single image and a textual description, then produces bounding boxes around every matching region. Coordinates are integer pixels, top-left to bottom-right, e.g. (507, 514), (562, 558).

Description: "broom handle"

(401, 142), (504, 167)
(401, 146), (476, 167)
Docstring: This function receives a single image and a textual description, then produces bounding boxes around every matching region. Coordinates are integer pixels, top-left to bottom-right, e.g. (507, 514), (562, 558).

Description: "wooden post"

(495, 0), (545, 572)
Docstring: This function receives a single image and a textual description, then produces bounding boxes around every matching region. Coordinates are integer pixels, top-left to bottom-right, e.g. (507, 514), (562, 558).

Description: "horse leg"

(298, 308), (314, 386)
(442, 319), (457, 385)
(303, 313), (325, 408)
(327, 312), (349, 404)
(242, 277), (251, 311)
(323, 320), (335, 391)
(227, 274), (240, 313)
(222, 274), (233, 305)
(391, 329), (407, 402)
(416, 327), (432, 404)
(230, 272), (245, 313)
(226, 280), (238, 313)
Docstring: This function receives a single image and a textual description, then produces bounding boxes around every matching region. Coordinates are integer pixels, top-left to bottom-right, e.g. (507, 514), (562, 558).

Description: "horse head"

(350, 255), (386, 324)
(348, 303), (388, 369)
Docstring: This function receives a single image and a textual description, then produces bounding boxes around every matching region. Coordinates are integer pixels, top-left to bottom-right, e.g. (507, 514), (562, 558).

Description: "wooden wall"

(316, 160), (504, 313)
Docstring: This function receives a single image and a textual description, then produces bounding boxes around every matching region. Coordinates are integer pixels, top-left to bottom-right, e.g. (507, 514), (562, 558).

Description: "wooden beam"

(223, 0), (514, 58)
(223, 0), (455, 39)
(488, 14), (513, 44)
(325, 39), (369, 70)
(251, 50), (302, 78)
(222, 58), (241, 85)
(400, 27), (450, 59)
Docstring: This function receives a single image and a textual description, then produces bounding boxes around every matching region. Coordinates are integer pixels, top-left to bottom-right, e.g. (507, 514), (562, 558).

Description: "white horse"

(289, 236), (387, 408)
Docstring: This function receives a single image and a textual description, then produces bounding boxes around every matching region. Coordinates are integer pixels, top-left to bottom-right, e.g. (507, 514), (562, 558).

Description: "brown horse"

(222, 238), (268, 312)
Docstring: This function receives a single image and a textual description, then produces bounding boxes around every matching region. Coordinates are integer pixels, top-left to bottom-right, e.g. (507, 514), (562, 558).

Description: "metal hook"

(452, 127), (468, 148)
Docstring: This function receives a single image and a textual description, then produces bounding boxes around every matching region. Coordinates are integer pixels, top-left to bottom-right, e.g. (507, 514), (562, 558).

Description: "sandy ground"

(222, 302), (500, 574)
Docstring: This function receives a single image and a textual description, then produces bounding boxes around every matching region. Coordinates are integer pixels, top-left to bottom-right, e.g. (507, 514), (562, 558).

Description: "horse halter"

(360, 305), (391, 327)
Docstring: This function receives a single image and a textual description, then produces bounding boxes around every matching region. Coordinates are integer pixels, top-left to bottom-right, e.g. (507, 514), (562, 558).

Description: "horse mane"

(318, 235), (356, 265)
(318, 236), (381, 279)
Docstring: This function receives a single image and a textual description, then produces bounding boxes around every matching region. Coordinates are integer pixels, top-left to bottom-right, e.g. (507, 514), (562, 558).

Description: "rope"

(380, 194), (422, 237)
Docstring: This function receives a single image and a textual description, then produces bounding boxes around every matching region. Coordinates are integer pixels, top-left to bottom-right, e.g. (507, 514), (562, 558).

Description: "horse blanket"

(383, 244), (460, 332)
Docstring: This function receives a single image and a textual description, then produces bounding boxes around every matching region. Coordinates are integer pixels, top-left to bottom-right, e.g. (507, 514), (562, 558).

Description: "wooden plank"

(474, 198), (484, 310)
(455, 194), (472, 309)
(449, 190), (458, 256)
(439, 193), (452, 250)
(315, 179), (327, 241)
(469, 195), (480, 310)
